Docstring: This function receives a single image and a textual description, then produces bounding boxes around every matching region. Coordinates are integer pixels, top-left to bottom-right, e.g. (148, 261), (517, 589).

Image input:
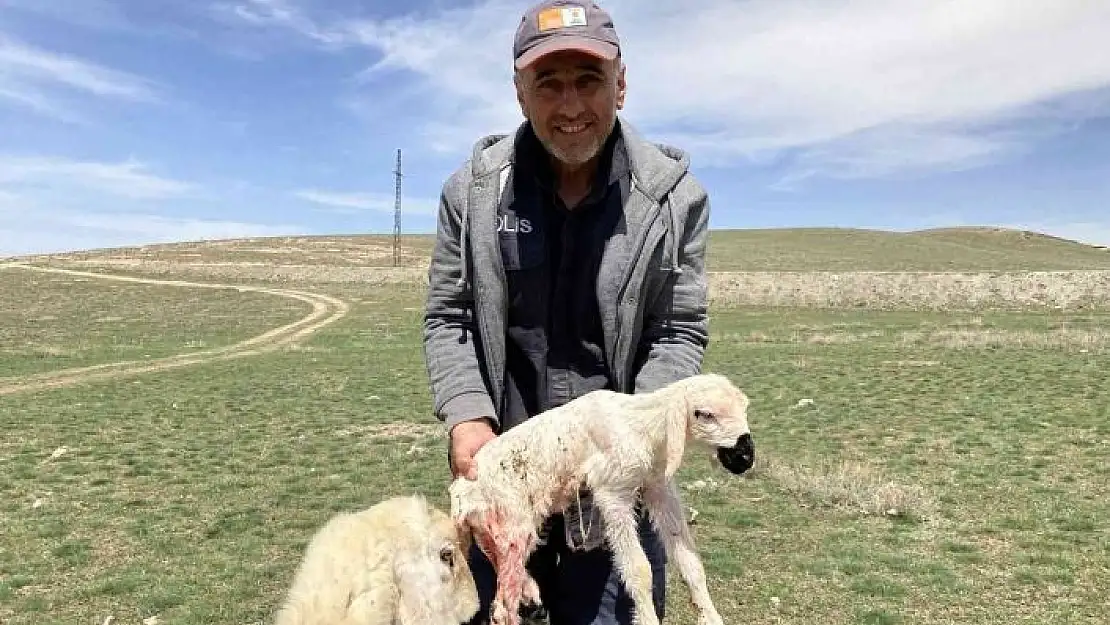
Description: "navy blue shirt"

(496, 121), (631, 432)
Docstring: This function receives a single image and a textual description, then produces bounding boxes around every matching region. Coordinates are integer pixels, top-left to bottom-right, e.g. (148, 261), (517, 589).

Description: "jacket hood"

(468, 116), (691, 200)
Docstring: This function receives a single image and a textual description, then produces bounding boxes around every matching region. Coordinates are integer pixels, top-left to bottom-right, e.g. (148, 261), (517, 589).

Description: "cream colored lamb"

(273, 494), (480, 625)
(449, 372), (756, 625)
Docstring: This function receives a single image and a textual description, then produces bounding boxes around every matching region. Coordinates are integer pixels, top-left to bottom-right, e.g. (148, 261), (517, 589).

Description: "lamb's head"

(682, 373), (756, 475)
(432, 510), (480, 623)
(395, 502), (480, 625)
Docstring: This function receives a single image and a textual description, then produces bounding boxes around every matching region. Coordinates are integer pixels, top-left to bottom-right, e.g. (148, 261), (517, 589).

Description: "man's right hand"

(449, 418), (497, 481)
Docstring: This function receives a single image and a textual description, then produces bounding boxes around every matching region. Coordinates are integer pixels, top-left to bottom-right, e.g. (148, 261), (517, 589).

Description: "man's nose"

(557, 84), (586, 115)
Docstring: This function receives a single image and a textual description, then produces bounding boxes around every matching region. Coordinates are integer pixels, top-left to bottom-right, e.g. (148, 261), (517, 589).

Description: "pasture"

(1, 229), (1108, 625)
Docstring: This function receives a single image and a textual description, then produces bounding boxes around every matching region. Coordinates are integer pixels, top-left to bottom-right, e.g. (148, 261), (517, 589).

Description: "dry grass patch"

(723, 329), (887, 344)
(20, 235), (436, 269)
(36, 259), (431, 285)
(710, 270), (1110, 311)
(334, 422), (444, 441)
(802, 331), (885, 344)
(901, 326), (1110, 351)
(880, 359), (942, 368)
(752, 453), (938, 521)
(705, 226), (1110, 271)
(714, 309), (1110, 355)
(16, 226), (1110, 272)
(23, 238), (1110, 313)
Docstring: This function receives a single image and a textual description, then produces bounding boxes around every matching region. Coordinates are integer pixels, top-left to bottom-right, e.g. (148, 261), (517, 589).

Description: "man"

(422, 1), (713, 623)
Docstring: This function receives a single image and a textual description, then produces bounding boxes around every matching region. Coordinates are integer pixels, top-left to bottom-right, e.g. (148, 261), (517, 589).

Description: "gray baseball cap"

(513, 1), (620, 70)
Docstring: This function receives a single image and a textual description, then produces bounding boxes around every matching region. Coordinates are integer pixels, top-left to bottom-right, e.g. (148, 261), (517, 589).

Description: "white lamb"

(273, 494), (480, 625)
(449, 372), (756, 625)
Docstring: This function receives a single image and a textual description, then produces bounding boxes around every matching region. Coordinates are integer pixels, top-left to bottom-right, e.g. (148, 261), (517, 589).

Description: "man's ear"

(615, 61), (626, 110)
(514, 71), (528, 117)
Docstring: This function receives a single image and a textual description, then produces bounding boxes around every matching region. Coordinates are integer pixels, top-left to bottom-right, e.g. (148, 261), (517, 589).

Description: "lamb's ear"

(663, 399), (689, 479)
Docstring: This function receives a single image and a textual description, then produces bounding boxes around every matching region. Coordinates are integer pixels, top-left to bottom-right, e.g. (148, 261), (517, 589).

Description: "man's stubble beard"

(538, 116), (616, 168)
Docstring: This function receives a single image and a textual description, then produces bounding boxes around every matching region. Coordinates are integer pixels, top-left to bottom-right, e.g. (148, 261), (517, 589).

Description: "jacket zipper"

(613, 195), (665, 393)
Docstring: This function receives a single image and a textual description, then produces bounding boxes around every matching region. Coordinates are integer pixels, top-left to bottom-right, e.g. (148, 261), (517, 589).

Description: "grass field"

(0, 267), (309, 378)
(1, 229), (1108, 624)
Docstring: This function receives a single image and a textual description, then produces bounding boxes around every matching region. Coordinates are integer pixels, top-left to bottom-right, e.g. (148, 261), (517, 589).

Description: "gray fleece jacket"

(422, 116), (712, 433)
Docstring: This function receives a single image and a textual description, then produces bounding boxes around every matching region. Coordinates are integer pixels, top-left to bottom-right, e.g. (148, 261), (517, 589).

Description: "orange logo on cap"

(537, 6), (587, 31)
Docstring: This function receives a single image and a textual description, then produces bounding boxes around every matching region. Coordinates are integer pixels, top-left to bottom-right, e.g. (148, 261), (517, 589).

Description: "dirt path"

(0, 263), (350, 396)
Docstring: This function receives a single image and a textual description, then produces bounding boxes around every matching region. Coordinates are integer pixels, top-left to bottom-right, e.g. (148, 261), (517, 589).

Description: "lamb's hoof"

(491, 602), (511, 625)
(522, 577), (543, 612)
(520, 602), (549, 624)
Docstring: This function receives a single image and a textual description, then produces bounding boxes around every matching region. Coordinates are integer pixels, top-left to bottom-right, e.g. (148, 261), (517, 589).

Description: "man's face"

(515, 49), (626, 168)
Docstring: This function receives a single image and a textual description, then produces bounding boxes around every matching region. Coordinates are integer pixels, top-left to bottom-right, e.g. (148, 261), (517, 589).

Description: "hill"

(7, 226), (1109, 273)
(705, 227), (1110, 271)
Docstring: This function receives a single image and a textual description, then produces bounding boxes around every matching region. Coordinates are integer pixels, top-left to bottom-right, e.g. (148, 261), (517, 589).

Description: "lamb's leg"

(522, 574), (542, 612)
(643, 479), (724, 625)
(479, 514), (541, 625)
(592, 487), (661, 625)
(474, 524), (515, 625)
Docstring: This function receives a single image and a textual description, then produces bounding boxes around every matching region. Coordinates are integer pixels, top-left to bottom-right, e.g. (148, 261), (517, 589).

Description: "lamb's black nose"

(718, 433), (755, 475)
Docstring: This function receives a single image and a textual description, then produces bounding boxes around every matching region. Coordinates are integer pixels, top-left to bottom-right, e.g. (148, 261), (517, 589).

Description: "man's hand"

(449, 418), (497, 480)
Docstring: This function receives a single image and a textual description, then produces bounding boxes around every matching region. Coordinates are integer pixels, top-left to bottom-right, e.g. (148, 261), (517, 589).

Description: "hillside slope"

(705, 227), (1110, 271)
(8, 226), (1109, 272)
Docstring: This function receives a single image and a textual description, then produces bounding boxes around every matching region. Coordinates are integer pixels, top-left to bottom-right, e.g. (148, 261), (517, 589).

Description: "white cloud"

(295, 188), (438, 216)
(0, 35), (159, 121)
(0, 154), (307, 257)
(210, 0), (349, 48)
(771, 127), (1021, 190)
(295, 188), (396, 213)
(0, 155), (194, 200)
(0, 206), (306, 257)
(228, 0), (1110, 182)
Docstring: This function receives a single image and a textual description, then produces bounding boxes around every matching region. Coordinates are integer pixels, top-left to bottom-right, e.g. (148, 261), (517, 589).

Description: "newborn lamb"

(273, 494), (480, 625)
(449, 372), (756, 625)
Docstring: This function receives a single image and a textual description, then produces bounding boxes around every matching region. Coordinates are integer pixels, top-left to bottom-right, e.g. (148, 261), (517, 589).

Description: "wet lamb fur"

(273, 494), (480, 625)
(449, 372), (756, 625)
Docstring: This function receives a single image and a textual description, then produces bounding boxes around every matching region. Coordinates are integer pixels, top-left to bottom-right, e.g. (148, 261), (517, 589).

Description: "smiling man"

(422, 1), (715, 623)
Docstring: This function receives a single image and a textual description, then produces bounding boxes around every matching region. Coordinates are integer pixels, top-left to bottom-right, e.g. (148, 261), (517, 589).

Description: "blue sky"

(2, 0), (1109, 257)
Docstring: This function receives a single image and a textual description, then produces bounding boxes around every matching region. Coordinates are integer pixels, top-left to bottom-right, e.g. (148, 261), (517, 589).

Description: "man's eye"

(535, 82), (560, 96)
(577, 75), (602, 91)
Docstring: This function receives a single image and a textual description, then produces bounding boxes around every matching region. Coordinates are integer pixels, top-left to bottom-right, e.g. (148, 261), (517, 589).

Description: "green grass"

(1, 276), (1107, 624)
(0, 266), (309, 378)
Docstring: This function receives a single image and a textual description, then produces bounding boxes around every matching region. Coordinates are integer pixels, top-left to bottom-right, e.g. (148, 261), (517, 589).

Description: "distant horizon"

(5, 223), (1108, 260)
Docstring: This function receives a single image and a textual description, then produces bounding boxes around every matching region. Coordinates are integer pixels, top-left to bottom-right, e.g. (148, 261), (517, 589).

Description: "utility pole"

(393, 148), (402, 267)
